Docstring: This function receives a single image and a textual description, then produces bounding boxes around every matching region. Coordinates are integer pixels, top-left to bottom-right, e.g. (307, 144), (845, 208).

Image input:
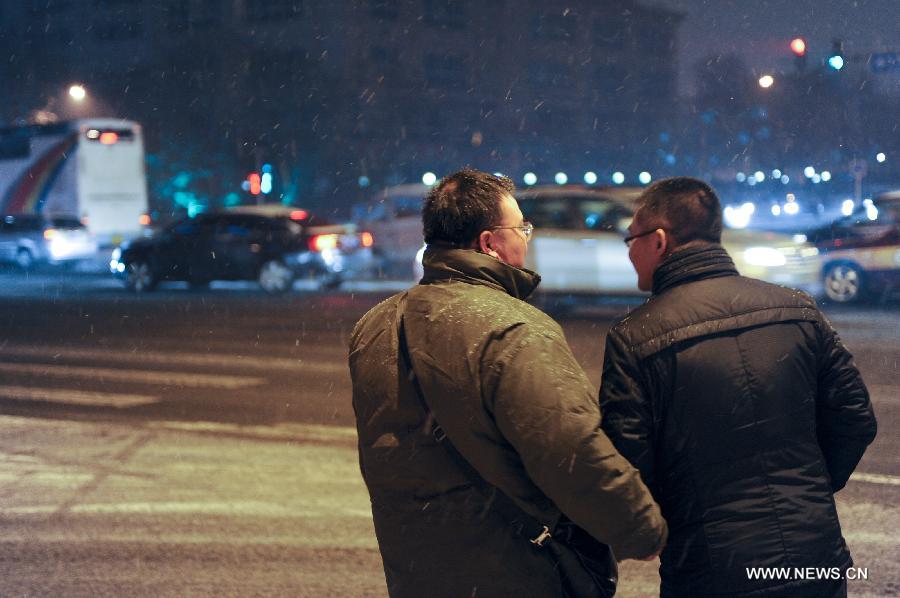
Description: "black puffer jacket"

(599, 245), (876, 597)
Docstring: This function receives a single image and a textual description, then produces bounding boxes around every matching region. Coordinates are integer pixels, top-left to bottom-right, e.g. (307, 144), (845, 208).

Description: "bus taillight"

(99, 132), (119, 145)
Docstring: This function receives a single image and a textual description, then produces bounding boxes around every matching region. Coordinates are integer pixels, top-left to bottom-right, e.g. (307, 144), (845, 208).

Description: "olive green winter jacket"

(350, 246), (666, 597)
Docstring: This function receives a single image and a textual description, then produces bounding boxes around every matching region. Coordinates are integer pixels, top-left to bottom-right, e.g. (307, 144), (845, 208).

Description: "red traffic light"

(790, 38), (806, 56)
(248, 172), (261, 195)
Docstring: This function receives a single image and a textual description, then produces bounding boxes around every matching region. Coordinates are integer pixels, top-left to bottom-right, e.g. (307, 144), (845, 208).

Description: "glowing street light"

(422, 172), (437, 186)
(758, 75), (775, 89)
(68, 84), (87, 102)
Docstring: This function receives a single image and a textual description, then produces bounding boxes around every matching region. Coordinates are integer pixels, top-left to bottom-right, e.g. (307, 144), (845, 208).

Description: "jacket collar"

(652, 243), (739, 295)
(420, 246), (542, 300)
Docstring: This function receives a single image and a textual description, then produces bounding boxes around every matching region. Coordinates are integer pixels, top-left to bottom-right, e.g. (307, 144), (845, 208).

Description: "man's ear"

(478, 230), (499, 259)
(654, 228), (669, 257)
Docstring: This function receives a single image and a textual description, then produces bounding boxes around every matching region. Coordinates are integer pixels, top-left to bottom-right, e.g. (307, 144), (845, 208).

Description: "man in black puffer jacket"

(599, 177), (877, 597)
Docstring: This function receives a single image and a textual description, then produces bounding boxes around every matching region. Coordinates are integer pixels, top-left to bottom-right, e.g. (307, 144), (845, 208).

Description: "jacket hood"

(652, 243), (738, 295)
(420, 246), (541, 300)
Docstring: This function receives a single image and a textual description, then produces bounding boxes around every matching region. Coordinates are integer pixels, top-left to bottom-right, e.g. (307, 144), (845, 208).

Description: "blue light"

(638, 171), (652, 185)
(358, 175), (370, 188)
(422, 172), (437, 186)
(523, 172), (537, 186)
(736, 172), (747, 183)
(612, 172), (625, 185)
(583, 171), (598, 185)
(554, 172), (568, 185)
(828, 55), (845, 70)
(261, 163), (273, 174)
(260, 172), (273, 194)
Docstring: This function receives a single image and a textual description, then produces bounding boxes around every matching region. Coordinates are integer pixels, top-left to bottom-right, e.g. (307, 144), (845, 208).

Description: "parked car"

(413, 186), (822, 302)
(0, 214), (98, 269)
(109, 206), (374, 293)
(807, 190), (900, 303)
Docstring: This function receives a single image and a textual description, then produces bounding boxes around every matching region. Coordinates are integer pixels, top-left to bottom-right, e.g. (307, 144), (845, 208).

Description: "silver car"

(0, 214), (98, 269)
(414, 186), (822, 299)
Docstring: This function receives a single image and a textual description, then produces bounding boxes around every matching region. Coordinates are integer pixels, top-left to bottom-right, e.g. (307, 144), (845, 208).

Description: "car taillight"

(360, 231), (374, 248)
(139, 214), (151, 226)
(309, 233), (339, 252)
(44, 228), (58, 240)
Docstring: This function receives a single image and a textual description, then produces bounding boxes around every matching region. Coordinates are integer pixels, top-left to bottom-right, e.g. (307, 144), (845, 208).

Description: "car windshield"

(49, 217), (85, 230)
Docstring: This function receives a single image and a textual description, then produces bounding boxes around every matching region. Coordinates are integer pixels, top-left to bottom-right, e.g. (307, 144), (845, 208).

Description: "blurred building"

(3, 0), (684, 204)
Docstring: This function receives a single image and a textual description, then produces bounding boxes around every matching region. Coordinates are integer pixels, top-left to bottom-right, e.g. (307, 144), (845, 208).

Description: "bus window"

(0, 130), (30, 159)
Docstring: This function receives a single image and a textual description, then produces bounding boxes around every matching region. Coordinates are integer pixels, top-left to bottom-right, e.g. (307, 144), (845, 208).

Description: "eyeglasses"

(623, 227), (662, 247)
(490, 221), (534, 241)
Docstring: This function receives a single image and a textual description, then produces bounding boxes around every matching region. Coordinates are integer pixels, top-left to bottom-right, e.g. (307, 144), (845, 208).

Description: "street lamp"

(758, 75), (775, 89)
(68, 84), (87, 102)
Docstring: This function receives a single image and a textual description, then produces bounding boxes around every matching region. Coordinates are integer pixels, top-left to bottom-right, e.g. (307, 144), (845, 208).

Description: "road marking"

(0, 345), (347, 374)
(0, 362), (264, 389)
(0, 385), (159, 408)
(1, 502), (374, 518)
(850, 472), (900, 487)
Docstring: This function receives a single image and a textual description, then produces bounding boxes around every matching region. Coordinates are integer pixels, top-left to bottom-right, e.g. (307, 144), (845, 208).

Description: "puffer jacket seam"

(735, 333), (792, 569)
(628, 306), (818, 357)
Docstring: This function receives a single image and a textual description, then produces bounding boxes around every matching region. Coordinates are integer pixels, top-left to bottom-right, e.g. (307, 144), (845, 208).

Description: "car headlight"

(111, 247), (122, 261)
(743, 246), (787, 267)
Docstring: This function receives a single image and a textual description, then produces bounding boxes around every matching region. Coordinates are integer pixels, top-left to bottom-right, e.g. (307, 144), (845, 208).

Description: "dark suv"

(109, 207), (374, 293)
(0, 214), (98, 269)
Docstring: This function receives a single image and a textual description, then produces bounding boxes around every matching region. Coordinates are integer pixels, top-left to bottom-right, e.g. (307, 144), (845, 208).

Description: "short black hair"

(636, 177), (723, 246)
(422, 168), (514, 246)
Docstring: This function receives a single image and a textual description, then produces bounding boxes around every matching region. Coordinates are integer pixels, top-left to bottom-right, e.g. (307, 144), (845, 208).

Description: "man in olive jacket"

(350, 169), (667, 597)
(599, 177), (877, 597)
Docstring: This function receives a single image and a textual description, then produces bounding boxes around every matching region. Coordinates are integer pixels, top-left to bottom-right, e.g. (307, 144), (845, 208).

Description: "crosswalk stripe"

(0, 345), (347, 374)
(0, 362), (264, 389)
(0, 385), (159, 408)
(850, 472), (900, 486)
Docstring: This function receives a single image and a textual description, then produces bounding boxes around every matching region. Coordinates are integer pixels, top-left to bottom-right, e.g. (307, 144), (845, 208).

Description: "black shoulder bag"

(398, 316), (618, 598)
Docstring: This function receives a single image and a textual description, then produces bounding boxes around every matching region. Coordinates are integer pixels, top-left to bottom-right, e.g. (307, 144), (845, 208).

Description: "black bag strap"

(397, 313), (555, 546)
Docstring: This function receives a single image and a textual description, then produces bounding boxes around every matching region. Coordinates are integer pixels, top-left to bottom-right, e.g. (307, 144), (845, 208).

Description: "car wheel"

(15, 248), (34, 270)
(125, 260), (158, 293)
(823, 262), (863, 303)
(188, 277), (210, 291)
(320, 275), (343, 291)
(258, 260), (294, 293)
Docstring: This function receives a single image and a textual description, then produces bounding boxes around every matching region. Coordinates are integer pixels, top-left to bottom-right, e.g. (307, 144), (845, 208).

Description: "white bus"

(0, 118), (149, 246)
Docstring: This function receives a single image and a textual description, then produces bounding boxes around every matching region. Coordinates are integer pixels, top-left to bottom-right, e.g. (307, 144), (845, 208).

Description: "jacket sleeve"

(487, 326), (667, 560)
(815, 313), (877, 491)
(597, 329), (657, 493)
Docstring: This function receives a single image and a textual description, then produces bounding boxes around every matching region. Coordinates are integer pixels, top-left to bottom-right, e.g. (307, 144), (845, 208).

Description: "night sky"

(654, 0), (899, 92)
